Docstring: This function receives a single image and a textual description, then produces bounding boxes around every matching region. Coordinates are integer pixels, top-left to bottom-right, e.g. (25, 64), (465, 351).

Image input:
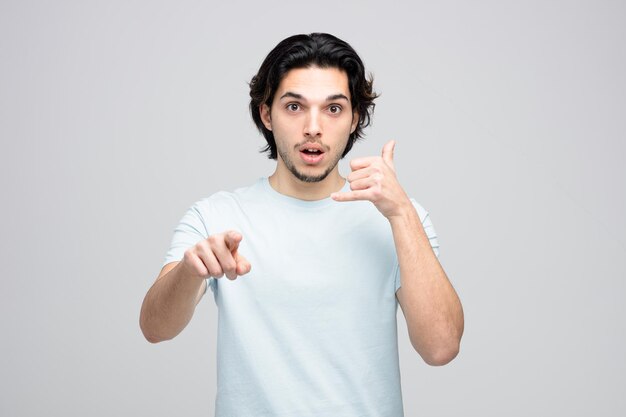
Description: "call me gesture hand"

(331, 140), (412, 219)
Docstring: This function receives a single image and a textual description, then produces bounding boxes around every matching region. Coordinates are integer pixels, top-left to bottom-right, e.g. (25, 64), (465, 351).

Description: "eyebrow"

(279, 92), (349, 102)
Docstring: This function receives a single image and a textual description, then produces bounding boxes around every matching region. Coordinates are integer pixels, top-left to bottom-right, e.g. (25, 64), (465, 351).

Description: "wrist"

(175, 260), (207, 287)
(387, 198), (414, 223)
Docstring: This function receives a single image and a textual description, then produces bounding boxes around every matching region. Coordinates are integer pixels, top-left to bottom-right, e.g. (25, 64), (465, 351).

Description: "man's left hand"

(331, 140), (412, 219)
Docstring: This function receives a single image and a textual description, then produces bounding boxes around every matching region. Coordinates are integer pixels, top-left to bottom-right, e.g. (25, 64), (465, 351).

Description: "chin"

(292, 170), (331, 183)
(290, 164), (335, 183)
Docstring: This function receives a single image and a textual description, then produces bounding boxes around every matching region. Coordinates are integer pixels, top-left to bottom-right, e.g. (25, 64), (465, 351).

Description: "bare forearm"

(390, 204), (464, 365)
(140, 262), (205, 343)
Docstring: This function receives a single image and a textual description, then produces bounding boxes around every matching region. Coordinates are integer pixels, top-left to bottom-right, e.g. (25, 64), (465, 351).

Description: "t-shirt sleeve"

(162, 201), (216, 296)
(394, 199), (440, 293)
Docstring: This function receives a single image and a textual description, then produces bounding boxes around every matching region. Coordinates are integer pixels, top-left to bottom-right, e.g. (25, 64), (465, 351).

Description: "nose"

(303, 109), (322, 138)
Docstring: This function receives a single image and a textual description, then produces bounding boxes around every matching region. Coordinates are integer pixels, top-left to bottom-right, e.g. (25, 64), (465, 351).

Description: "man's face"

(260, 66), (358, 183)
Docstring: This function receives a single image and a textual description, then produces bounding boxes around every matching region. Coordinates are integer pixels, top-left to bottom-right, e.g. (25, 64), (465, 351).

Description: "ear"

(350, 110), (359, 134)
(260, 104), (272, 131)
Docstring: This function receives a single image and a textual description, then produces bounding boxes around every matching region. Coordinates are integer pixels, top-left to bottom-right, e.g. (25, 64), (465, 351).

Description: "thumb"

(224, 230), (242, 252)
(382, 140), (396, 167)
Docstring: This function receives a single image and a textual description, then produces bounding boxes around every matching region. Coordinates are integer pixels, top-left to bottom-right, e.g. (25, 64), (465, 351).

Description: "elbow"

(146, 336), (168, 344)
(142, 330), (167, 344)
(417, 316), (464, 366)
(140, 323), (172, 344)
(144, 335), (161, 344)
(140, 320), (162, 344)
(412, 337), (461, 366)
(139, 311), (170, 344)
(422, 344), (460, 366)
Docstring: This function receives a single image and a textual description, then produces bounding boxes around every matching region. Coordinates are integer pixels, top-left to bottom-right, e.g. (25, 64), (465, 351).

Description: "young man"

(140, 33), (464, 416)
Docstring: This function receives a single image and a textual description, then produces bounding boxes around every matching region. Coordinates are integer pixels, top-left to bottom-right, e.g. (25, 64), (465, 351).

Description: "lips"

(298, 143), (325, 153)
(298, 143), (325, 164)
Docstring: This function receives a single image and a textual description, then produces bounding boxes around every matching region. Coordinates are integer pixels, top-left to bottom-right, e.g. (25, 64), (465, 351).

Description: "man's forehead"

(276, 66), (350, 100)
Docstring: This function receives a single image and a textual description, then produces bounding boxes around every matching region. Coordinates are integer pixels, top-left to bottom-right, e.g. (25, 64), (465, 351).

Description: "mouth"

(299, 146), (325, 165)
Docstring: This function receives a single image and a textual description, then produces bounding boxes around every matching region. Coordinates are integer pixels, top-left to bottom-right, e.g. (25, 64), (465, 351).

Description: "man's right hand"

(140, 230), (251, 343)
(181, 230), (251, 280)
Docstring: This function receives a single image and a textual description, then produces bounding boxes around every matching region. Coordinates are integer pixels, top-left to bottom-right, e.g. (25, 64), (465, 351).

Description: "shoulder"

(192, 182), (259, 208)
(187, 180), (264, 214)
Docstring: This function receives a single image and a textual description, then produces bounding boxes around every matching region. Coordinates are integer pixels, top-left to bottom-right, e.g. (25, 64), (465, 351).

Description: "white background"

(1, 0), (624, 415)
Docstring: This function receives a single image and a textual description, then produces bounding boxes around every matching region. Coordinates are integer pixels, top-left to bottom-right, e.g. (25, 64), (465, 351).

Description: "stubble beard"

(277, 141), (347, 183)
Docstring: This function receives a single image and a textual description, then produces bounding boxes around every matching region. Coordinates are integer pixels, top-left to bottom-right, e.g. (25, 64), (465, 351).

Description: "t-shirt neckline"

(259, 177), (350, 209)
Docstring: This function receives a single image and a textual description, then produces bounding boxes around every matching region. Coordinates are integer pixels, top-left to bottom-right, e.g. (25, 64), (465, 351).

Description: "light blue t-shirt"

(163, 177), (440, 417)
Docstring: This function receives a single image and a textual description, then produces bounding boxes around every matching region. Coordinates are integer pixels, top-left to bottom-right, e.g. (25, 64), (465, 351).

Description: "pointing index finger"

(224, 231), (242, 252)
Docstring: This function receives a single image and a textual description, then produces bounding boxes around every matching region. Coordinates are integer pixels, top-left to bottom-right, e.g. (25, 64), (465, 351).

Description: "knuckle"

(183, 250), (200, 268)
(196, 239), (210, 253)
(185, 254), (207, 277)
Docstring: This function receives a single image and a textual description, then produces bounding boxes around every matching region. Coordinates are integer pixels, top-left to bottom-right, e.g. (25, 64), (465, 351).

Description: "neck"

(268, 167), (345, 201)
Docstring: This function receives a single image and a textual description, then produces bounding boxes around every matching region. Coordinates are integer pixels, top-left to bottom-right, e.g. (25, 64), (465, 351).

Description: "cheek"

(271, 123), (290, 139)
(274, 119), (301, 137)
(338, 118), (356, 134)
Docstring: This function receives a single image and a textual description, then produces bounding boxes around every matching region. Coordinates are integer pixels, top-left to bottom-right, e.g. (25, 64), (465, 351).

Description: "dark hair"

(249, 33), (379, 159)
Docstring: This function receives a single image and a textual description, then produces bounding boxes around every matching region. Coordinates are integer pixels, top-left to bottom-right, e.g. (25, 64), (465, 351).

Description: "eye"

(328, 105), (342, 114)
(287, 103), (300, 112)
